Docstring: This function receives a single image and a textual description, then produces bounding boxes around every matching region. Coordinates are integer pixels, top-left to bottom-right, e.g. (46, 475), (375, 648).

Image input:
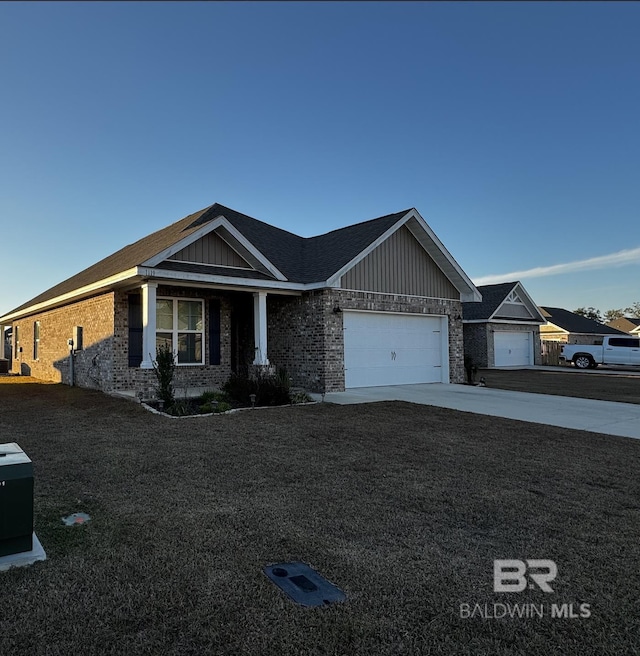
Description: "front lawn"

(480, 367), (640, 404)
(1, 379), (639, 655)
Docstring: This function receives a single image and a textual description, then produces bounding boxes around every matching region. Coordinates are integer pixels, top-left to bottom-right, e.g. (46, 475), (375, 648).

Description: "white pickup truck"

(560, 336), (640, 369)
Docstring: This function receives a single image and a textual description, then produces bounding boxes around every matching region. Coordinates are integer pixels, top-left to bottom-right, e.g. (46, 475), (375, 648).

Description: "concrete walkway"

(310, 384), (640, 440)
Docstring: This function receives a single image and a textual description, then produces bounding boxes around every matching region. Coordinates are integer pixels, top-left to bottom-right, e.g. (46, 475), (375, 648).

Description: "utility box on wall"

(0, 443), (34, 557)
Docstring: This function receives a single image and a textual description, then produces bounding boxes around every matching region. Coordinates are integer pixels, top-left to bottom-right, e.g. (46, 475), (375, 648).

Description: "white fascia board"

(138, 267), (309, 292)
(141, 216), (288, 282)
(0, 268), (140, 323)
(326, 209), (481, 302)
(464, 319), (544, 325)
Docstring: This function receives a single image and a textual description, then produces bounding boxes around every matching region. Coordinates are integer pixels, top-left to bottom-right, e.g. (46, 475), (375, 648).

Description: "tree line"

(573, 302), (640, 324)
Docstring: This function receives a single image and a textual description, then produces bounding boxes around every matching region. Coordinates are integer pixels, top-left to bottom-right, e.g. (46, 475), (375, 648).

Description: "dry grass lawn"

(1, 376), (639, 655)
(480, 367), (640, 404)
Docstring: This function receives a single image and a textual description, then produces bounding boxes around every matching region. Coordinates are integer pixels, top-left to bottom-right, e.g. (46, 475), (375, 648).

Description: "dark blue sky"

(2, 2), (639, 315)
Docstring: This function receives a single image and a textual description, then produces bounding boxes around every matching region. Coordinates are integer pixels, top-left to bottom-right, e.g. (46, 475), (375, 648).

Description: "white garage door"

(494, 331), (533, 367)
(343, 311), (446, 388)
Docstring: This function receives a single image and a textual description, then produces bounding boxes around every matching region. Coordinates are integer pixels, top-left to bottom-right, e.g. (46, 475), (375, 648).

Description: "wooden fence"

(540, 341), (568, 366)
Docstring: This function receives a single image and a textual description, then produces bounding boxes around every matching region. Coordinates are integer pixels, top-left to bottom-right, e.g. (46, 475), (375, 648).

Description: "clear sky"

(2, 1), (639, 318)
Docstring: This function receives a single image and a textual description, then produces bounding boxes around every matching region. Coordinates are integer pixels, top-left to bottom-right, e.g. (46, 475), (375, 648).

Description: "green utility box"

(0, 443), (34, 557)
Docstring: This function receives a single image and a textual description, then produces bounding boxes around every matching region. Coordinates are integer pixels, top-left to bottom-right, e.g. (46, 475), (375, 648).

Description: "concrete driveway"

(312, 383), (640, 440)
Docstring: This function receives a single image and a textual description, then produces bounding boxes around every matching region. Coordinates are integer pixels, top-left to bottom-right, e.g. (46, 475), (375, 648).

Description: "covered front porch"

(115, 282), (302, 396)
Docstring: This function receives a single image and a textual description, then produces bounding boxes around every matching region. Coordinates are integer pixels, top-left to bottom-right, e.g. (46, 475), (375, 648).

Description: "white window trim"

(156, 297), (205, 366)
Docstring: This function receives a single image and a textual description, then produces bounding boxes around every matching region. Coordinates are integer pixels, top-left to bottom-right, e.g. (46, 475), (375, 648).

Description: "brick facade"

(268, 289), (464, 392)
(10, 293), (115, 388)
(111, 287), (234, 396)
(12, 286), (466, 395)
(463, 322), (542, 368)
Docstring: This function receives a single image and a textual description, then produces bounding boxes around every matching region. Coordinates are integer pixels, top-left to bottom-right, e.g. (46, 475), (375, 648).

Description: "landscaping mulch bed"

(479, 367), (640, 405)
(1, 378), (639, 655)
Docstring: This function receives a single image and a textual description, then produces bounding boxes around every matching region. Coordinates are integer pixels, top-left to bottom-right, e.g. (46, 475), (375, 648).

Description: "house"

(606, 317), (640, 335)
(539, 307), (627, 344)
(0, 203), (481, 395)
(462, 281), (546, 368)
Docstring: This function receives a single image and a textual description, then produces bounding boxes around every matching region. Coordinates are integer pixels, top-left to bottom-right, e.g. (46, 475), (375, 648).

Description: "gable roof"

(539, 307), (627, 335)
(606, 316), (640, 333)
(463, 282), (518, 320)
(462, 281), (545, 323)
(1, 203), (479, 322)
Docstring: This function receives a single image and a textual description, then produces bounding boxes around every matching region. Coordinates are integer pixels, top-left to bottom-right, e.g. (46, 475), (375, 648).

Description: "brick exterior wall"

(463, 322), (542, 368)
(13, 285), (466, 396)
(463, 323), (489, 368)
(111, 287), (234, 396)
(268, 289), (464, 392)
(10, 293), (115, 388)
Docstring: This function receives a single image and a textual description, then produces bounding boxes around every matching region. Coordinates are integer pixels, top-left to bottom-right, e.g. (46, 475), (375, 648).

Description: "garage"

(494, 331), (533, 367)
(343, 311), (448, 388)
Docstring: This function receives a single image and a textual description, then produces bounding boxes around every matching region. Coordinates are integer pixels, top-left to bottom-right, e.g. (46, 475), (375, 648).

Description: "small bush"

(290, 391), (313, 404)
(167, 397), (191, 417)
(199, 400), (233, 414)
(153, 344), (176, 405)
(222, 370), (291, 406)
(222, 373), (258, 404)
(198, 390), (230, 405)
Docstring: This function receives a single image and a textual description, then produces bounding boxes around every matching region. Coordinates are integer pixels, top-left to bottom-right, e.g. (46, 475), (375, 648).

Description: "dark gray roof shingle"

(540, 307), (627, 335)
(5, 203), (412, 317)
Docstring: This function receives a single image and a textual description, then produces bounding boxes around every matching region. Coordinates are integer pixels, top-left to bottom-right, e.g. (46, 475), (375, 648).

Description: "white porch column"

(0, 325), (5, 359)
(253, 291), (269, 365)
(140, 282), (158, 369)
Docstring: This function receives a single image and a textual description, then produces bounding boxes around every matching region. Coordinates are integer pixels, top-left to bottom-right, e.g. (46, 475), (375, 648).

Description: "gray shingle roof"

(462, 282), (518, 320)
(539, 307), (627, 335)
(5, 203), (412, 317)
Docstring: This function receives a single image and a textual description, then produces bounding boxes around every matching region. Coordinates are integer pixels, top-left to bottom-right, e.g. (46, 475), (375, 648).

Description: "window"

(156, 298), (204, 364)
(609, 337), (640, 348)
(14, 326), (19, 359)
(33, 322), (40, 360)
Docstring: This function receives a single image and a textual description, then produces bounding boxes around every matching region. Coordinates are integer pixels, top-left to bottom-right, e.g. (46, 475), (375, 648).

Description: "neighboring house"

(462, 281), (545, 368)
(606, 317), (640, 335)
(539, 307), (627, 344)
(0, 203), (481, 394)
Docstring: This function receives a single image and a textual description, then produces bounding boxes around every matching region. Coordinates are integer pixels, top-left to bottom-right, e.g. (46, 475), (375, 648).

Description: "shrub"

(153, 344), (176, 405)
(199, 390), (230, 405)
(222, 373), (257, 404)
(290, 391), (313, 404)
(222, 369), (291, 406)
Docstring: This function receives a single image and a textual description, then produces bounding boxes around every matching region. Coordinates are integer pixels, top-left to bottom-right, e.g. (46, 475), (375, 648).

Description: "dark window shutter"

(128, 294), (143, 367)
(209, 299), (221, 365)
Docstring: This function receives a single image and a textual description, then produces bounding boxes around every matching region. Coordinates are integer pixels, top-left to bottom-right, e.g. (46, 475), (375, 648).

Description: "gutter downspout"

(68, 338), (75, 386)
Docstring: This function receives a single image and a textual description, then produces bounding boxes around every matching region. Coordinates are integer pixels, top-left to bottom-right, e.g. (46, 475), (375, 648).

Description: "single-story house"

(539, 307), (627, 344)
(606, 317), (640, 335)
(0, 203), (481, 394)
(462, 281), (546, 368)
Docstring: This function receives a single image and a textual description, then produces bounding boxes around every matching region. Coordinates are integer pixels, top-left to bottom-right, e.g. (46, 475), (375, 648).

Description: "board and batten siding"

(340, 226), (459, 299)
(169, 233), (251, 268)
